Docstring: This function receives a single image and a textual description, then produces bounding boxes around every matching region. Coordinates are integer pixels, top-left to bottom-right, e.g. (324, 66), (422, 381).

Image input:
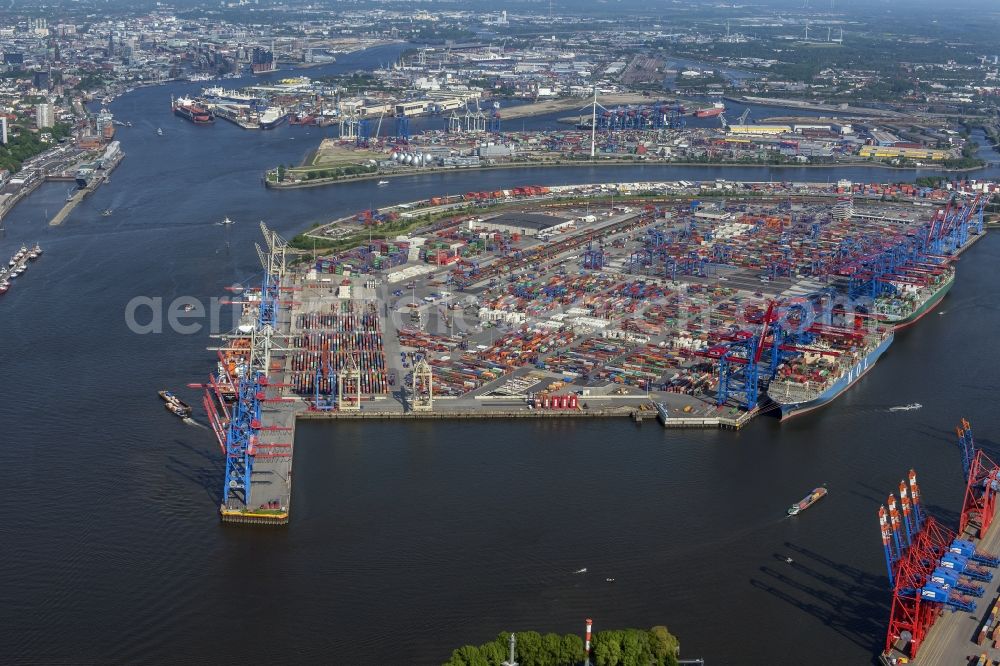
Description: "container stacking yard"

(191, 179), (990, 524)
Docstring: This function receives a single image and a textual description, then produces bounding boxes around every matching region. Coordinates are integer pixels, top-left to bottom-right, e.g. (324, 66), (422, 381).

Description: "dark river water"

(1, 43), (998, 665)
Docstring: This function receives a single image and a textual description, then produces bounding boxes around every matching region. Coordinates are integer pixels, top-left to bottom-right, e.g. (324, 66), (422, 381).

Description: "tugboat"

(158, 390), (193, 418)
(156, 127), (164, 136)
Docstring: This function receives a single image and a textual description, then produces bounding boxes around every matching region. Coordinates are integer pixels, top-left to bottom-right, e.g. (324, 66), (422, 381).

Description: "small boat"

(0, 282), (8, 294)
(182, 304), (195, 312)
(788, 487), (827, 516)
(572, 568), (587, 574)
(158, 390), (192, 417)
(377, 179), (390, 186)
(889, 403), (922, 412)
(126, 121), (133, 127)
(102, 209), (113, 217)
(219, 216), (235, 226)
(156, 127), (163, 136)
(31, 244), (42, 257)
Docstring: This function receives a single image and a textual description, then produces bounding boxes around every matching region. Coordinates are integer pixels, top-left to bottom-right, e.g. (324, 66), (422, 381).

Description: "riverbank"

(265, 157), (986, 190)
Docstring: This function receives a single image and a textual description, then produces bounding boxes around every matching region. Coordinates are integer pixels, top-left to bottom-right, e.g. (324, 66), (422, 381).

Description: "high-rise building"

(32, 70), (49, 91)
(0, 116), (7, 145)
(36, 103), (54, 128)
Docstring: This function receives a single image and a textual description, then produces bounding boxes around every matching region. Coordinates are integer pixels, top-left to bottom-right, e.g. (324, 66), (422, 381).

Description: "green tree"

(515, 631), (544, 666)
(478, 638), (508, 665)
(559, 634), (585, 664)
(592, 630), (623, 666)
(276, 164), (285, 181)
(649, 626), (680, 666)
(445, 645), (489, 666)
(620, 630), (652, 665)
(540, 633), (562, 666)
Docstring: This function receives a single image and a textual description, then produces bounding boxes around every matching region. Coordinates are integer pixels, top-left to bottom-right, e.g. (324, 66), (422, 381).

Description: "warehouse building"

(858, 145), (950, 160)
(727, 124), (792, 136)
(467, 212), (574, 237)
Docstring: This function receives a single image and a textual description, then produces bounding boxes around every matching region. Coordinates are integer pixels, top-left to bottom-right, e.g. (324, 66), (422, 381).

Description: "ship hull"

(695, 108), (724, 118)
(770, 333), (894, 420)
(259, 113), (288, 130)
(887, 275), (954, 331)
(174, 107), (215, 124)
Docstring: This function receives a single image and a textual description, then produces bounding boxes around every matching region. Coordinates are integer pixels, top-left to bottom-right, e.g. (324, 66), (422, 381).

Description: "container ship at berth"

(695, 102), (725, 118)
(873, 267), (955, 330)
(172, 96), (215, 124)
(788, 487), (827, 515)
(767, 325), (894, 420)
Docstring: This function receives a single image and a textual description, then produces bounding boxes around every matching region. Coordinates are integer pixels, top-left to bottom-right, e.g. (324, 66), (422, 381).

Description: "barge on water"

(788, 487), (827, 515)
(159, 390), (192, 417)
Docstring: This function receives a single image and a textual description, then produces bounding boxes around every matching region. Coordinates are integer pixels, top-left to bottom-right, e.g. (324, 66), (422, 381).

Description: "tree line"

(443, 626), (680, 666)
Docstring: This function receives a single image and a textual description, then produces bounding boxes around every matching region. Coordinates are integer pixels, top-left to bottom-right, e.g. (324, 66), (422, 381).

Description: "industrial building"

(466, 212), (573, 237)
(727, 124), (791, 136)
(868, 129), (901, 146)
(394, 100), (429, 116)
(858, 145), (950, 160)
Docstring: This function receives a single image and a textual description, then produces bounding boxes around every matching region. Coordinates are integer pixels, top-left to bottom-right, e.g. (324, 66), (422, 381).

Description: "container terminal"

(878, 421), (1000, 666)
(187, 179), (990, 525)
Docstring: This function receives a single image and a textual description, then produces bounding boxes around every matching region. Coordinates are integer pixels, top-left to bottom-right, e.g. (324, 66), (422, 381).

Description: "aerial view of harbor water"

(5, 0), (1000, 664)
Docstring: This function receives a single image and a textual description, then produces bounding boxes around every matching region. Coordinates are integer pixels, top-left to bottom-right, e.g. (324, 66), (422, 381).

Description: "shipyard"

(193, 176), (991, 526)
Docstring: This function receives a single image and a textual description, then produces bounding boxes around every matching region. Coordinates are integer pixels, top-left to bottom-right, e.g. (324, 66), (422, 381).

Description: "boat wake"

(571, 568), (587, 574)
(889, 403), (922, 412)
(183, 417), (209, 429)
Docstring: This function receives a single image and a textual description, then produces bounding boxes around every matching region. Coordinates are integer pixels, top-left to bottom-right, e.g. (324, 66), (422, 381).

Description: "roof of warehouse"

(483, 212), (564, 231)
